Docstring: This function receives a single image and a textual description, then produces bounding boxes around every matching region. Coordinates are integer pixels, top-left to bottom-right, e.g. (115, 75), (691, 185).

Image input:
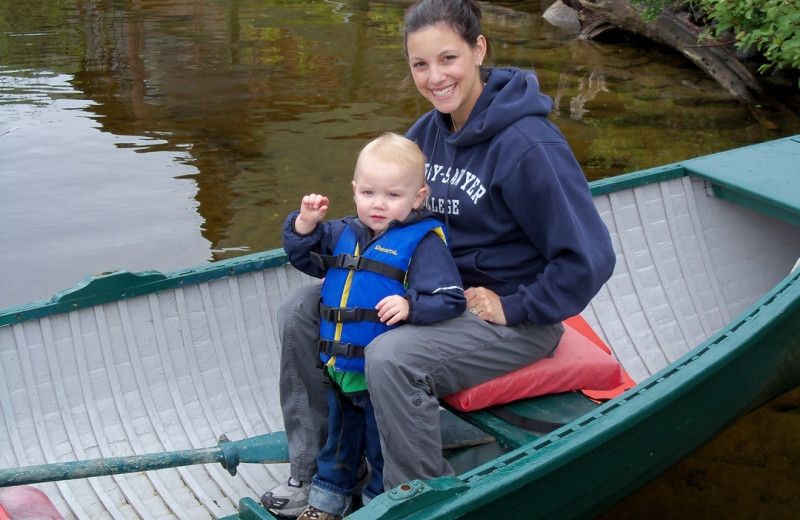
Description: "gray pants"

(278, 283), (563, 489)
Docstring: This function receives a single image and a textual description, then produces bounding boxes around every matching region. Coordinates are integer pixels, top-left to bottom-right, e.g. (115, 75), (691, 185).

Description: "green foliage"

(633, 0), (800, 86)
(631, 0), (673, 22)
(697, 0), (799, 77)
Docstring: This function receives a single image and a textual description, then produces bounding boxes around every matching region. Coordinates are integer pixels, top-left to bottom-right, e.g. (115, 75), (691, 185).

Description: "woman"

(261, 0), (616, 516)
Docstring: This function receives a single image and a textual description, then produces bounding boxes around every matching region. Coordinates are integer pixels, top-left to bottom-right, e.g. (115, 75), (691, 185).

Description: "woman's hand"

(294, 193), (329, 234)
(376, 295), (410, 326)
(465, 287), (506, 325)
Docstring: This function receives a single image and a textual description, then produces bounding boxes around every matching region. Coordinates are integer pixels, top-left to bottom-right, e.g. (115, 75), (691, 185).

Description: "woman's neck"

(450, 79), (487, 133)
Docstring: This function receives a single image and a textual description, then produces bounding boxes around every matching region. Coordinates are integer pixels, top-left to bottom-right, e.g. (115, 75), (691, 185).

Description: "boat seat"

(442, 391), (601, 451)
(685, 135), (800, 227)
(439, 391), (604, 476)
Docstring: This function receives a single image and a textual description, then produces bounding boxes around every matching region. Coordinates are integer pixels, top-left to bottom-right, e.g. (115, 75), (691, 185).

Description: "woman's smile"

(431, 84), (456, 100)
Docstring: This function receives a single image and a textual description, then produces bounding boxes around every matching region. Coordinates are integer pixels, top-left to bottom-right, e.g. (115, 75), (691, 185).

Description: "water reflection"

(1, 72), (207, 308)
(1, 0), (799, 309)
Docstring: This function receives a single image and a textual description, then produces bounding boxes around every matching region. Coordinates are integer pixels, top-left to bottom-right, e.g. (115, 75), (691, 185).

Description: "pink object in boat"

(0, 486), (63, 520)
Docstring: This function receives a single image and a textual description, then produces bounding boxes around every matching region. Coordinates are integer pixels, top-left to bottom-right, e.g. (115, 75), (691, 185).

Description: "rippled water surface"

(1, 0), (799, 516)
(3, 0), (799, 308)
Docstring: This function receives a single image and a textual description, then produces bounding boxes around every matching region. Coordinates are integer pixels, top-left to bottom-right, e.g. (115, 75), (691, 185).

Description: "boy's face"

(352, 153), (427, 234)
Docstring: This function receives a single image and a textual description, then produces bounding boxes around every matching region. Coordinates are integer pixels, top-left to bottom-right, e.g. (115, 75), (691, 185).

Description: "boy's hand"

(376, 295), (409, 326)
(294, 194), (329, 234)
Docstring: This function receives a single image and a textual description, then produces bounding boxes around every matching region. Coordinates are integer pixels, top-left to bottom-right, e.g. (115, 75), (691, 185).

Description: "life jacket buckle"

(318, 338), (366, 359)
(335, 253), (362, 270)
(336, 307), (358, 322)
(320, 304), (381, 323)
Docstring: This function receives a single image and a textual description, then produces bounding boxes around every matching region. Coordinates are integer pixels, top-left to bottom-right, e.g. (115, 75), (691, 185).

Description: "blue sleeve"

(281, 211), (345, 278)
(499, 142), (616, 325)
(404, 232), (466, 324)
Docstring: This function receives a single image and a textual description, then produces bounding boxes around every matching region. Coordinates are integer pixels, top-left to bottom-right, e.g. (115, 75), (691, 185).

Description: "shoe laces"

(299, 506), (327, 519)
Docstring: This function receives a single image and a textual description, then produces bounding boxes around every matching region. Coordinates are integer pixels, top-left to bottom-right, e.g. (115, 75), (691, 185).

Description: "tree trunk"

(576, 0), (762, 102)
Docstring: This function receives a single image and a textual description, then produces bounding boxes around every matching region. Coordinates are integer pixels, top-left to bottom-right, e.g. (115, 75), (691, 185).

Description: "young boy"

(279, 133), (466, 520)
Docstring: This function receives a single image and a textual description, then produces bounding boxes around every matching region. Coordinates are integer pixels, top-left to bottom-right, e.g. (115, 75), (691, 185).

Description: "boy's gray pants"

(277, 282), (563, 490)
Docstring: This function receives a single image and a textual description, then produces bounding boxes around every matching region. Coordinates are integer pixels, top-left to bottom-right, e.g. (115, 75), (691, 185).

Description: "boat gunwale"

(0, 249), (291, 327)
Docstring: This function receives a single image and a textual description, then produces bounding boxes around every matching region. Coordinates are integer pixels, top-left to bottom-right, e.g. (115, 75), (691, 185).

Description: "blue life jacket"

(314, 218), (446, 392)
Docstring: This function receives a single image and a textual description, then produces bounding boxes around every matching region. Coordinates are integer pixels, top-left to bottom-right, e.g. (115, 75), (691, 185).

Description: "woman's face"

(406, 24), (486, 129)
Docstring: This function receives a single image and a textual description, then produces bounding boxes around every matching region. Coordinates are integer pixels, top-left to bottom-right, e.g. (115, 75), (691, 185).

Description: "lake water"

(1, 0), (799, 517)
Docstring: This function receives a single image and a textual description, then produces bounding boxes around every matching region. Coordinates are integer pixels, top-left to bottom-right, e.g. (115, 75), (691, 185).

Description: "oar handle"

(0, 432), (288, 487)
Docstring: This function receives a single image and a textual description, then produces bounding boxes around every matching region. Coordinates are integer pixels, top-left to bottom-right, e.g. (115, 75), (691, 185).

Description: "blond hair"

(355, 132), (427, 187)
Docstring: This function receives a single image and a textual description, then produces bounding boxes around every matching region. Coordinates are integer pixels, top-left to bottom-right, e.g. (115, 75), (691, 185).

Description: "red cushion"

(441, 315), (635, 412)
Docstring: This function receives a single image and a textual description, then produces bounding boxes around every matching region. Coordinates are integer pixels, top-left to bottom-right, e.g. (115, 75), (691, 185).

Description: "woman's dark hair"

(403, 0), (488, 56)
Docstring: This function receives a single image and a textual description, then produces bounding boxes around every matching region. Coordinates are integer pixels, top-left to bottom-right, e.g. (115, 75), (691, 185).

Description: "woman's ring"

(469, 308), (479, 316)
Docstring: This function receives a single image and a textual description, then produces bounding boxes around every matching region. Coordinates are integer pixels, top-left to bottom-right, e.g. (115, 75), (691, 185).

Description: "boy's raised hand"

(294, 194), (329, 234)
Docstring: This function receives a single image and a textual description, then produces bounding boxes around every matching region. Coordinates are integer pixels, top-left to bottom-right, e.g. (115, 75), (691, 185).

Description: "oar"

(1, 419), (495, 488)
(0, 432), (288, 487)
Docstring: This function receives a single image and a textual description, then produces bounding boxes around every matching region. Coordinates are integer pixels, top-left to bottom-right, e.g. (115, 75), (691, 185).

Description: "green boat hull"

(2, 136), (799, 519)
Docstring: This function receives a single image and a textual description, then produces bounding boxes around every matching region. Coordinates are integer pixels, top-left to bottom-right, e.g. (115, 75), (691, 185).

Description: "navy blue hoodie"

(406, 67), (615, 326)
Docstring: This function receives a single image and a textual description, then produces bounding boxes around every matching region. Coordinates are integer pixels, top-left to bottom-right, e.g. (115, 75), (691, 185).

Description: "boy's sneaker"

(260, 477), (309, 518)
(296, 505), (341, 520)
(260, 462), (367, 517)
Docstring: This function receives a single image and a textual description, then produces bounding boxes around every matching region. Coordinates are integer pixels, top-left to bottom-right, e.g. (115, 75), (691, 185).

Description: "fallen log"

(572, 0), (762, 102)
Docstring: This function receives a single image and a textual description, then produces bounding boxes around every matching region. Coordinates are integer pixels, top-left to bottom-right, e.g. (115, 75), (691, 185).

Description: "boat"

(1, 135), (799, 520)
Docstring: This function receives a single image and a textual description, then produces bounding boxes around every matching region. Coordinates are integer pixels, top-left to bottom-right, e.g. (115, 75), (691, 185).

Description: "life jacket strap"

(320, 303), (381, 323)
(318, 338), (367, 359)
(310, 251), (406, 283)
